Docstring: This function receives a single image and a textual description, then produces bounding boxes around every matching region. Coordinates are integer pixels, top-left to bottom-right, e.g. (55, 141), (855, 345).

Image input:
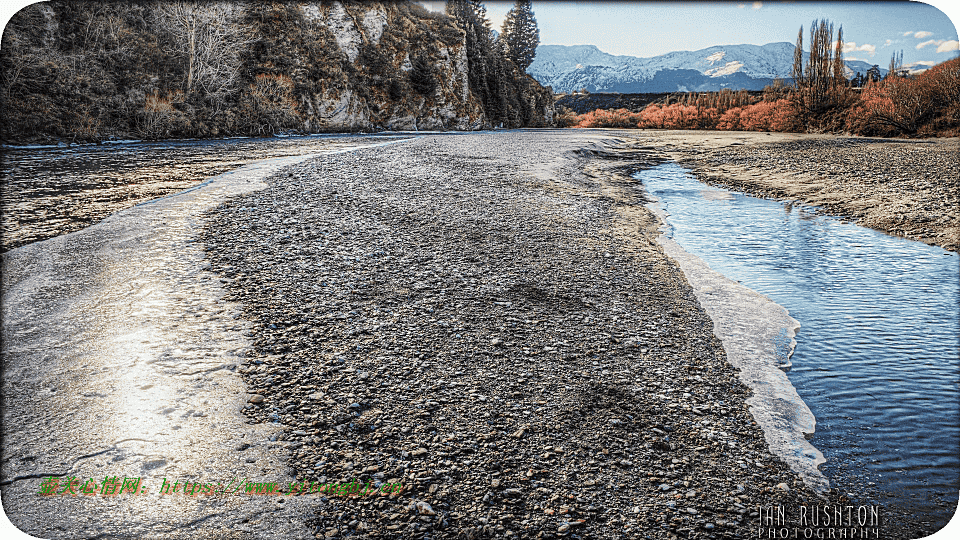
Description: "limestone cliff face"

(0, 1), (555, 142)
(301, 1), (484, 131)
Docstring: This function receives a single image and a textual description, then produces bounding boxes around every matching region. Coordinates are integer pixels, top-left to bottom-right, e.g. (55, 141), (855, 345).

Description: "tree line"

(560, 20), (960, 138)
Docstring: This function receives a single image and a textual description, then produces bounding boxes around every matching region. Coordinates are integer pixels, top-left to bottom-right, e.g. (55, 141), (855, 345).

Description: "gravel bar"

(199, 130), (837, 539)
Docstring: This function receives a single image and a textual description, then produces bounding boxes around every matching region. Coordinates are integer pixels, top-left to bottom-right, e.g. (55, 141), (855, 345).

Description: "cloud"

(902, 31), (914, 37)
(913, 31), (933, 39)
(837, 41), (877, 56)
(752, 1), (763, 9)
(917, 39), (944, 49)
(737, 3), (745, 8)
(884, 39), (893, 47)
(937, 40), (960, 53)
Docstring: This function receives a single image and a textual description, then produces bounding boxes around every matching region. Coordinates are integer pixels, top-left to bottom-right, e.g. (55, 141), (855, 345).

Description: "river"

(639, 162), (960, 530)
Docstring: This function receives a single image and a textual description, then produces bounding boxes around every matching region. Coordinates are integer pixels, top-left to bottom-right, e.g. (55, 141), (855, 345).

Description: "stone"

(416, 501), (436, 516)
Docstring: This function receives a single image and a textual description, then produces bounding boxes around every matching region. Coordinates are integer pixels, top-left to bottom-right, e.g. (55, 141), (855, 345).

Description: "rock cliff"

(0, 1), (555, 142)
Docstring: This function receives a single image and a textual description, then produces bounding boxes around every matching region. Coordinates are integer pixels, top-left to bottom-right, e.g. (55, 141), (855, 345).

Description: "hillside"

(529, 43), (887, 93)
(0, 1), (555, 143)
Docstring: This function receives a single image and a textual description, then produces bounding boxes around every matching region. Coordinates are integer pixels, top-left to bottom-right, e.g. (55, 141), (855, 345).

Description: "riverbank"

(0, 134), (403, 253)
(199, 130), (835, 538)
(623, 130), (958, 252)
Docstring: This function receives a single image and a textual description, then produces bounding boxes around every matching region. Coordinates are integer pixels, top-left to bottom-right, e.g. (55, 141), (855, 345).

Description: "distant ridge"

(528, 42), (888, 93)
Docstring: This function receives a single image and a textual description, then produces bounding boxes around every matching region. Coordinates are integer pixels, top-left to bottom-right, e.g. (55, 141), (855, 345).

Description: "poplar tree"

(500, 0), (539, 71)
(833, 26), (846, 87)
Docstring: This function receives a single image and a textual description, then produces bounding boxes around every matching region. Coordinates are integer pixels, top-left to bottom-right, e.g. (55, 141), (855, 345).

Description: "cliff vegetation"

(0, 0), (555, 143)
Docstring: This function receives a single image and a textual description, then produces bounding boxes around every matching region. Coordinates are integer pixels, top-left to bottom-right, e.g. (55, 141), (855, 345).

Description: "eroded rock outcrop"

(0, 1), (555, 142)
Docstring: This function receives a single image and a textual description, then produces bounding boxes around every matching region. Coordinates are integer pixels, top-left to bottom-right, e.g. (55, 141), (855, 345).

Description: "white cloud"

(902, 31), (915, 37)
(752, 1), (763, 9)
(837, 41), (877, 56)
(917, 39), (944, 49)
(904, 61), (936, 74)
(913, 31), (933, 39)
(937, 40), (960, 53)
(737, 3), (746, 8)
(884, 39), (893, 47)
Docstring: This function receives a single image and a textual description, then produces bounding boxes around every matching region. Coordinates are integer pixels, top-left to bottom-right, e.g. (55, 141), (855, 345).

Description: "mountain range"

(528, 42), (889, 93)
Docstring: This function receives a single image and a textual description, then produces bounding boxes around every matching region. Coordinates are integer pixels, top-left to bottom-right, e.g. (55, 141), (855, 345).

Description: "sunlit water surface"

(1, 136), (413, 536)
(639, 162), (959, 526)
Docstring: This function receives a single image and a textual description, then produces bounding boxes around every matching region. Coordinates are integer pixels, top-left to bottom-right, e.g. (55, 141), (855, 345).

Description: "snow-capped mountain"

(528, 43), (885, 93)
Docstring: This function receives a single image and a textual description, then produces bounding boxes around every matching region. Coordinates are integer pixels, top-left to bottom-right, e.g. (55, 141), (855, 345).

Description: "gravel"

(199, 130), (834, 539)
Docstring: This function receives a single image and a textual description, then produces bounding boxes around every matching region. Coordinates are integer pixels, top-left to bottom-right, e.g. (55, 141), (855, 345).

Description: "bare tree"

(791, 19), (850, 127)
(887, 50), (905, 79)
(792, 26), (804, 85)
(833, 26), (846, 88)
(154, 2), (248, 99)
(806, 19), (833, 111)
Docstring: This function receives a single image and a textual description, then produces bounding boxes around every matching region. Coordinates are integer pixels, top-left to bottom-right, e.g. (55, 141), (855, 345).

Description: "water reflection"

(639, 162), (960, 526)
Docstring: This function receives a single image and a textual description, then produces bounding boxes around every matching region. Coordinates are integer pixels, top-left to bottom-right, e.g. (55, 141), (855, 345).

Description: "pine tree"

(500, 0), (539, 71)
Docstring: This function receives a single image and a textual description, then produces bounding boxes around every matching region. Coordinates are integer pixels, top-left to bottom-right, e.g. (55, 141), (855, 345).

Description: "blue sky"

(2, 2), (957, 69)
(481, 1), (959, 68)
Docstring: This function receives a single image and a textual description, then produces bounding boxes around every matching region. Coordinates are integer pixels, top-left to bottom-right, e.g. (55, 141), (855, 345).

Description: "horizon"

(479, 1), (959, 70)
(533, 41), (893, 68)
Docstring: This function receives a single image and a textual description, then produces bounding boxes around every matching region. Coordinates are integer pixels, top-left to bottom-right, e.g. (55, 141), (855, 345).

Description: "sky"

(478, 1), (959, 68)
(1, 2), (956, 68)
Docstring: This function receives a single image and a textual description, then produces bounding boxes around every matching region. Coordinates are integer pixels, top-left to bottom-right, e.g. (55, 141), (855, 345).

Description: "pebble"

(416, 501), (436, 516)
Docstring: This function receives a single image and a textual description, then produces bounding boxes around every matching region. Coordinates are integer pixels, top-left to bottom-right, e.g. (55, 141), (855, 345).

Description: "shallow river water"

(1, 135), (414, 537)
(639, 162), (960, 528)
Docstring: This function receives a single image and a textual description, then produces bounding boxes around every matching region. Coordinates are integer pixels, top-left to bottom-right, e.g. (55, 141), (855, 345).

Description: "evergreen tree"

(500, 0), (539, 71)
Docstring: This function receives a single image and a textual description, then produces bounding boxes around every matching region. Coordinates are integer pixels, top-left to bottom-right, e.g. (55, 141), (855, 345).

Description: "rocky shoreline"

(634, 130), (959, 253)
(199, 130), (845, 539)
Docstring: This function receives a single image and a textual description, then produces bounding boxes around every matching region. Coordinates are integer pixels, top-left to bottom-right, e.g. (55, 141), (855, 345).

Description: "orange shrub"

(571, 108), (643, 128)
(698, 107), (721, 129)
(716, 107), (744, 130)
(660, 103), (700, 129)
(638, 103), (725, 130)
(845, 57), (960, 137)
(737, 99), (799, 132)
(639, 104), (664, 128)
